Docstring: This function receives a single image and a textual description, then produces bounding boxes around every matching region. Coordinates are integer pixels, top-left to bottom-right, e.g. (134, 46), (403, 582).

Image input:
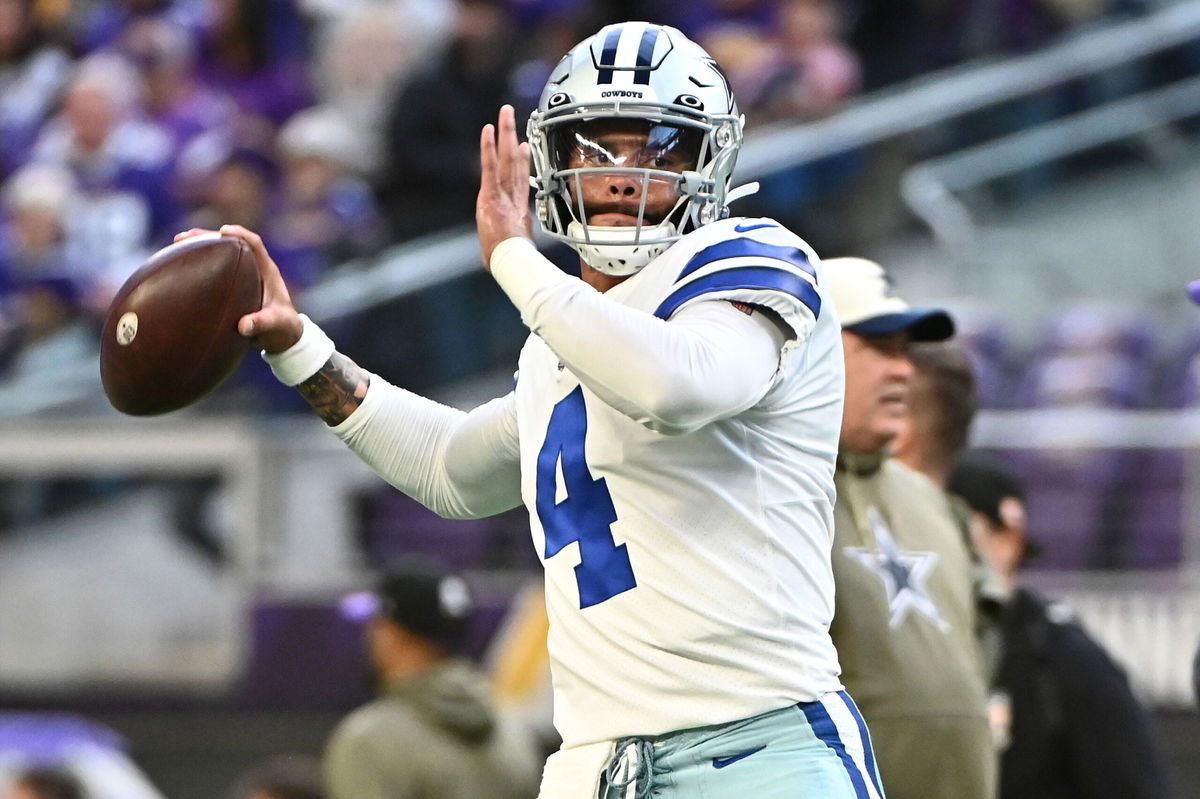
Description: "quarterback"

(183, 22), (881, 799)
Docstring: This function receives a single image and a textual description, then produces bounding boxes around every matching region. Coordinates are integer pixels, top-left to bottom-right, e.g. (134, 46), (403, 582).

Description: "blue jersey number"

(536, 386), (636, 608)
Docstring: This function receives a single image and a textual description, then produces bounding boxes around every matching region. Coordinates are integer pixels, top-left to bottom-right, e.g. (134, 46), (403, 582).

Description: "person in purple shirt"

(194, 0), (313, 127)
(118, 17), (238, 150)
(0, 0), (72, 178)
(30, 52), (180, 242)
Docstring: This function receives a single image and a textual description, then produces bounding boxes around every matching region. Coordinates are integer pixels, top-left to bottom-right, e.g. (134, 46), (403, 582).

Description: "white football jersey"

(512, 217), (846, 748)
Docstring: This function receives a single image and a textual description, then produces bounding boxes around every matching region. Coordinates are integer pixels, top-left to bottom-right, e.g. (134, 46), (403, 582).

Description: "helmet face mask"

(528, 23), (745, 276)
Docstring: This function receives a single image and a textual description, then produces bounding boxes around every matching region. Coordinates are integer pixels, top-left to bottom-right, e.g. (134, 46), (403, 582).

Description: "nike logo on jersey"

(734, 222), (777, 232)
(712, 745), (766, 769)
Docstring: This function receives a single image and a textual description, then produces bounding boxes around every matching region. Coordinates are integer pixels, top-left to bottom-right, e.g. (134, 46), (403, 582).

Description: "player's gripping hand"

(477, 104), (533, 270)
(174, 225), (303, 354)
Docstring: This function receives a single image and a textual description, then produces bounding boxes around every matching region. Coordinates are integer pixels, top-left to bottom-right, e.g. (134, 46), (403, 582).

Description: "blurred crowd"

(0, 0), (1158, 396)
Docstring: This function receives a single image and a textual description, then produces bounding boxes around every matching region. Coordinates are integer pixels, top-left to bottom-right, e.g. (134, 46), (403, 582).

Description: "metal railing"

(293, 0), (1200, 323)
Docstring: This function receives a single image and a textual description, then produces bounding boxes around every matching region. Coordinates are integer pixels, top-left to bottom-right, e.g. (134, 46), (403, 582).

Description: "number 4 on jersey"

(536, 386), (637, 608)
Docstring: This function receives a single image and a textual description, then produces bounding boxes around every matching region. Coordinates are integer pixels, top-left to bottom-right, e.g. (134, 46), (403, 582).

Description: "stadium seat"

(357, 489), (497, 571)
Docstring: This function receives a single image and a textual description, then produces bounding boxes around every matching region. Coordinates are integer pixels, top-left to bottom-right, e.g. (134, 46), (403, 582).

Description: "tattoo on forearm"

(296, 352), (370, 426)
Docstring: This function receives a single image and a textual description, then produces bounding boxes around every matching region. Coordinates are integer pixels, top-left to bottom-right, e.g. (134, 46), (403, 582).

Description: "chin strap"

(725, 182), (760, 205)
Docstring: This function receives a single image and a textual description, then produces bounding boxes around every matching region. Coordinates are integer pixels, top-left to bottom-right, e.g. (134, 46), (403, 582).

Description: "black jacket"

(997, 588), (1173, 799)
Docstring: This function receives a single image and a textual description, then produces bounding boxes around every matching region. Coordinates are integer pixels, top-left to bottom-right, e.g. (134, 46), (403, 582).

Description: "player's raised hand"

(477, 104), (533, 270)
(174, 225), (303, 353)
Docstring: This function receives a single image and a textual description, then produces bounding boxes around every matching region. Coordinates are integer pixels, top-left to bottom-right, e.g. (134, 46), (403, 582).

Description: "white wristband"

(262, 314), (336, 386)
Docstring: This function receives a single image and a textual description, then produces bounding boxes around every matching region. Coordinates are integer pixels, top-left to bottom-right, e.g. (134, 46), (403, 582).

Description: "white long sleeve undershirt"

(489, 236), (788, 434)
(314, 237), (789, 516)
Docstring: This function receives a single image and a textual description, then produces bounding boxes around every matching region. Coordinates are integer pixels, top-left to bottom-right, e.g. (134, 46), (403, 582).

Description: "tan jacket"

(831, 452), (997, 799)
(324, 659), (542, 799)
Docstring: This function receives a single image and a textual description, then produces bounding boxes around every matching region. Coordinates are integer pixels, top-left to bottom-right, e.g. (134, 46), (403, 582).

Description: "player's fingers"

(218, 223), (263, 250)
(238, 304), (301, 353)
(514, 141), (531, 205)
(174, 228), (215, 242)
(479, 123), (498, 197)
(220, 224), (289, 297)
(497, 105), (517, 196)
(237, 311), (260, 337)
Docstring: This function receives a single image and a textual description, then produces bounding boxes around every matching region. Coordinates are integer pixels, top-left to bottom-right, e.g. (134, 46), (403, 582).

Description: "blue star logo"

(845, 506), (949, 631)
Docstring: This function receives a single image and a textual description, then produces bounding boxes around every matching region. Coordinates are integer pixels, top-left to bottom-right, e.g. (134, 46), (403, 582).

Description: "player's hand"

(477, 104), (533, 271)
(173, 225), (303, 353)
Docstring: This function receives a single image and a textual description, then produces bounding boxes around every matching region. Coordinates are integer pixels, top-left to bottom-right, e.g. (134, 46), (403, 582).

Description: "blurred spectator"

(0, 163), (79, 287)
(29, 52), (178, 290)
(361, 0), (526, 389)
(309, 1), (452, 174)
(117, 17), (237, 150)
(378, 0), (520, 240)
(194, 0), (313, 127)
(182, 144), (274, 230)
(948, 454), (1175, 799)
(0, 0), (72, 178)
(705, 0), (862, 246)
(890, 337), (1007, 689)
(181, 143), (276, 248)
(0, 163), (91, 371)
(1017, 303), (1157, 409)
(179, 134), (333, 297)
(227, 755), (324, 799)
(706, 0), (859, 126)
(643, 0), (776, 39)
(507, 2), (598, 115)
(891, 340), (980, 490)
(268, 105), (383, 286)
(73, 0), (204, 54)
(2, 767), (84, 799)
(326, 557), (542, 799)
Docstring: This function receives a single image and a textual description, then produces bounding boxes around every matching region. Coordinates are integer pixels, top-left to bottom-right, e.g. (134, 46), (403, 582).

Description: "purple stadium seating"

(358, 488), (497, 571)
(999, 448), (1133, 570)
(237, 586), (518, 712)
(1124, 450), (1186, 570)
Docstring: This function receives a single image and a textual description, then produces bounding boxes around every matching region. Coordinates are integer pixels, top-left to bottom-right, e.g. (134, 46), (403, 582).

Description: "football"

(100, 234), (263, 416)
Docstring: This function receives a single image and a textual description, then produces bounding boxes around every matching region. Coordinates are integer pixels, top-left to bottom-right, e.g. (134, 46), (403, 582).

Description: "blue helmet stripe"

(653, 267), (820, 320)
(596, 27), (622, 85)
(677, 238), (817, 282)
(634, 27), (659, 85)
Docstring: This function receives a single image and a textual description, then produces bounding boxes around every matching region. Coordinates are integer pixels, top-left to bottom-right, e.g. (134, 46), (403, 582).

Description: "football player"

(183, 22), (880, 799)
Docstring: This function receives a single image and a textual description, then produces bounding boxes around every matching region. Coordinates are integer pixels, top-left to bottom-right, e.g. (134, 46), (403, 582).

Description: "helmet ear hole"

(674, 94), (704, 110)
(548, 92), (571, 108)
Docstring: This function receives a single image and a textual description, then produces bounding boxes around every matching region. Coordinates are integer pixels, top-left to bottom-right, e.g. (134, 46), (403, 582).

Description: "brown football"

(100, 234), (262, 415)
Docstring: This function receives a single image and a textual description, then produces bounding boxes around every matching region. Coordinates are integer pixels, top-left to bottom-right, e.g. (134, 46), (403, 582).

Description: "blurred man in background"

(949, 454), (1175, 799)
(824, 256), (997, 799)
(325, 556), (541, 799)
(893, 339), (1007, 674)
(891, 340), (979, 491)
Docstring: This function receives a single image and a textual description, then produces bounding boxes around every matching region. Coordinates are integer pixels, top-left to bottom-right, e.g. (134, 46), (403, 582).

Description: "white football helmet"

(528, 22), (746, 276)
